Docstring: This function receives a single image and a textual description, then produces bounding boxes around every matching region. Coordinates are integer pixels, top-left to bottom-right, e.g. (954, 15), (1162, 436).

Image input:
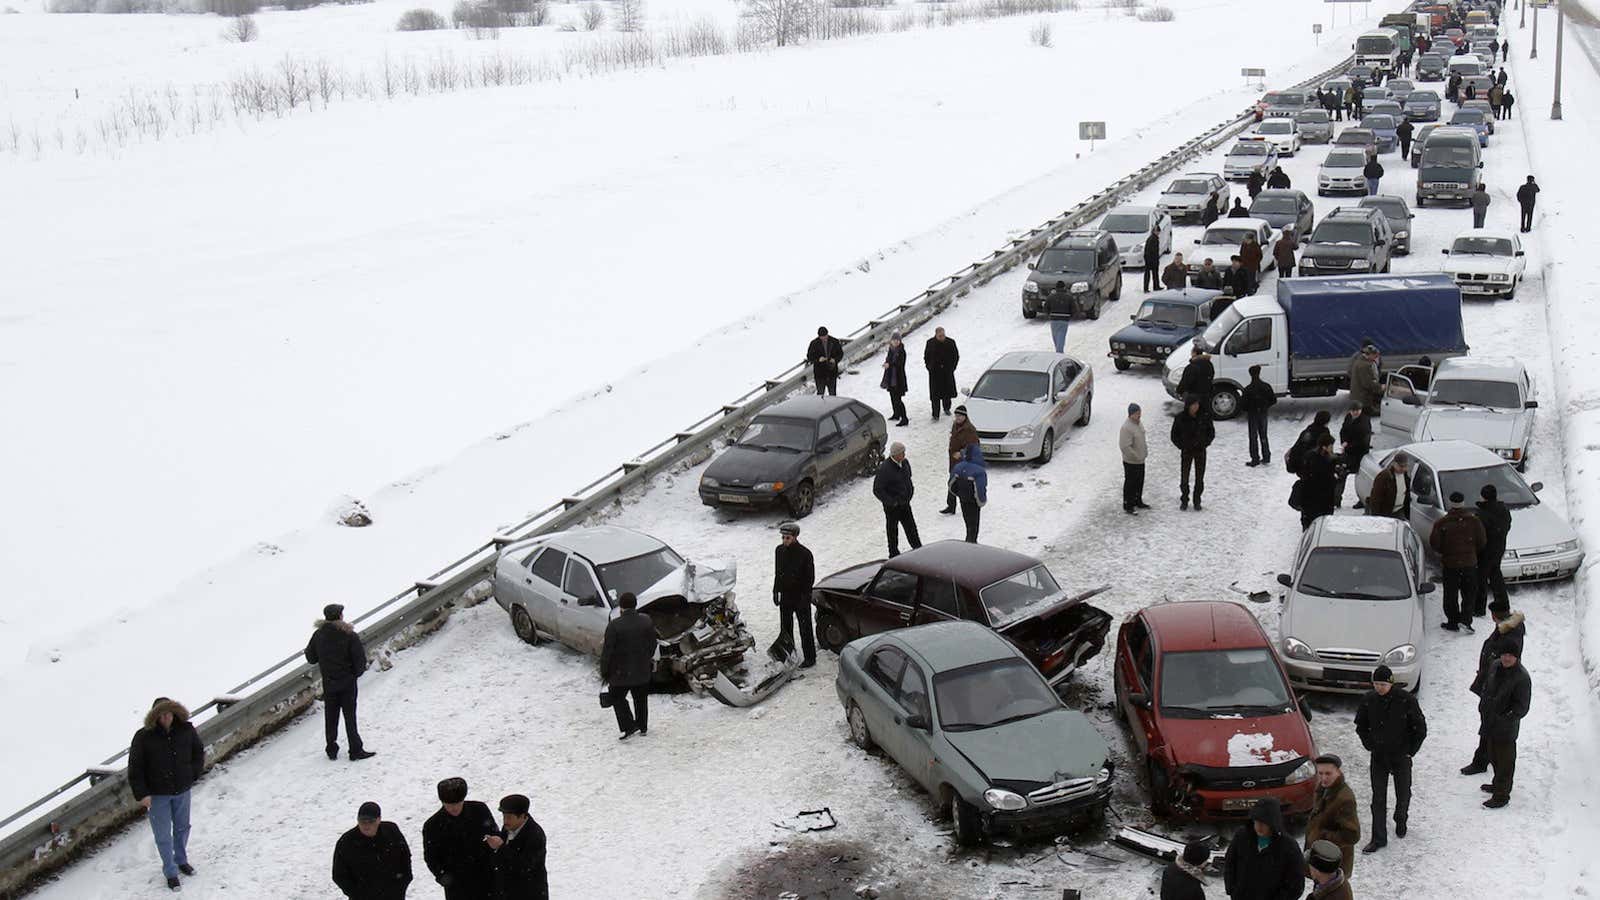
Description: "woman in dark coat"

(880, 332), (909, 426)
(923, 327), (959, 421)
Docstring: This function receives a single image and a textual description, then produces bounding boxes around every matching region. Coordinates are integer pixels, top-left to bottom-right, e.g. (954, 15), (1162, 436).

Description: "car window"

(1124, 616), (1152, 689)
(595, 547), (684, 599)
(1099, 240), (1118, 266)
(1402, 537), (1420, 583)
(978, 564), (1063, 626)
(1052, 364), (1068, 394)
(1411, 462), (1439, 506)
(561, 558), (603, 603)
(866, 646), (908, 694)
(1297, 548), (1413, 600)
(817, 414), (841, 445)
(1225, 318), (1271, 355)
(920, 577), (961, 619)
(898, 662), (931, 722)
(870, 569), (918, 607)
(836, 406), (868, 433)
(1061, 359), (1081, 382)
(529, 548), (567, 586)
(1158, 648), (1294, 716)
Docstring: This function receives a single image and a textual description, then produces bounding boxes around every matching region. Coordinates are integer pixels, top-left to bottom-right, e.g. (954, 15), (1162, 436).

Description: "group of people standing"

(870, 402), (989, 556)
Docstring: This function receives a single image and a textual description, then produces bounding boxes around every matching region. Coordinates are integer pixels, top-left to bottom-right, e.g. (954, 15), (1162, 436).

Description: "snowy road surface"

(30, 26), (1600, 899)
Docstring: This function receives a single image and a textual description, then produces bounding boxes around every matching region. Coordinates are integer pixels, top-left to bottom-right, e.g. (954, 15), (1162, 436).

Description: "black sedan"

(698, 395), (887, 518)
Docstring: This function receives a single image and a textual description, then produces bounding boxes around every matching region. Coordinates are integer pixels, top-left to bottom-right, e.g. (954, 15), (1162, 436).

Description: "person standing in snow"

(873, 443), (921, 558)
(1471, 183), (1491, 228)
(1192, 257), (1224, 290)
(1516, 175), (1539, 233)
(1355, 665), (1427, 852)
(1238, 236), (1264, 296)
(1143, 228), (1164, 292)
(1430, 493), (1487, 631)
(772, 521), (817, 668)
(1241, 365), (1276, 467)
(949, 443), (987, 543)
(1295, 434), (1340, 530)
(1202, 194), (1220, 225)
(1170, 397), (1214, 512)
(1305, 841), (1353, 900)
(488, 794), (548, 900)
(806, 326), (844, 397)
(1476, 641), (1531, 809)
(1160, 839), (1210, 900)
(1465, 600), (1528, 773)
(1045, 281), (1074, 353)
(1305, 755), (1360, 878)
(1221, 798), (1305, 900)
(1366, 453), (1412, 520)
(1501, 88), (1515, 119)
(923, 327), (959, 421)
(1227, 198), (1251, 219)
(600, 592), (657, 740)
(332, 802), (413, 900)
(1347, 344), (1382, 416)
(1120, 403), (1149, 515)
(1162, 254), (1189, 290)
(1339, 405), (1372, 508)
(1267, 165), (1291, 190)
(1247, 169), (1265, 201)
(1397, 117), (1415, 159)
(1363, 156), (1385, 197)
(129, 697), (205, 892)
(1475, 484), (1513, 613)
(306, 603), (375, 762)
(880, 332), (909, 426)
(941, 406), (979, 516)
(423, 778), (498, 900)
(1272, 230), (1297, 279)
(1176, 345), (1215, 406)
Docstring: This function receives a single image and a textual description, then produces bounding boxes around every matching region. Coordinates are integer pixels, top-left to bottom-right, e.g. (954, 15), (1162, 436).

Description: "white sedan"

(964, 351), (1093, 465)
(1380, 357), (1538, 469)
(1250, 117), (1302, 157)
(1222, 138), (1280, 182)
(1097, 205), (1173, 269)
(1441, 229), (1526, 299)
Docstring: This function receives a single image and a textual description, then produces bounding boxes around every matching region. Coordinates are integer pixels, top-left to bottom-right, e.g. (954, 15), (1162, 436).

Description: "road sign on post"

(1313, 22), (1322, 43)
(1079, 121), (1106, 151)
(1241, 67), (1266, 89)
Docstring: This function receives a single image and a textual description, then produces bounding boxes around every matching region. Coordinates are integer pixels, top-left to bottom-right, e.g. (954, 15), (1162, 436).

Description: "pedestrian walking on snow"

(1355, 666), (1427, 852)
(1475, 642), (1531, 809)
(1239, 236), (1263, 296)
(1366, 453), (1412, 519)
(1170, 397), (1214, 512)
(1306, 755), (1360, 878)
(806, 327), (844, 397)
(1272, 231), (1297, 279)
(488, 794), (548, 900)
(1160, 840), (1210, 900)
(129, 697), (204, 892)
(1347, 343), (1382, 415)
(1465, 600), (1528, 771)
(1339, 405), (1372, 507)
(1516, 175), (1539, 232)
(1295, 434), (1340, 529)
(949, 444), (987, 543)
(423, 778), (498, 900)
(1227, 198), (1250, 218)
(1267, 165), (1291, 190)
(941, 406), (979, 515)
(1397, 118), (1415, 159)
(1221, 798), (1305, 900)
(1143, 228), (1164, 292)
(1162, 254), (1189, 290)
(306, 603), (374, 762)
(1502, 40), (1510, 61)
(1241, 364), (1276, 467)
(1044, 280), (1074, 353)
(332, 802), (413, 900)
(772, 521), (817, 668)
(924, 327), (959, 421)
(1475, 484), (1512, 613)
(1306, 841), (1353, 900)
(873, 443), (921, 557)
(1363, 157), (1385, 196)
(1502, 89), (1515, 118)
(1497, 67), (1508, 87)
(1121, 404), (1149, 515)
(1471, 183), (1491, 228)
(601, 592), (657, 739)
(1488, 83), (1503, 117)
(1202, 194), (1220, 225)
(1431, 493), (1487, 631)
(880, 332), (909, 426)
(1247, 169), (1265, 201)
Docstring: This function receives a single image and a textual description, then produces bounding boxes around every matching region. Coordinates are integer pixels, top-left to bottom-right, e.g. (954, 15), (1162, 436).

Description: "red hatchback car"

(1113, 601), (1317, 821)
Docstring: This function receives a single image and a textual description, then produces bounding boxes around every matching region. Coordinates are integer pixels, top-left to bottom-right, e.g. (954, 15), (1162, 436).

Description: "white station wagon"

(1381, 357), (1538, 469)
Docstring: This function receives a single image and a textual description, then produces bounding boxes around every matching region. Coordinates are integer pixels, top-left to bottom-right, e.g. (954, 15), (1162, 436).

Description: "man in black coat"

(1266, 165), (1290, 190)
(489, 794), (548, 900)
(1397, 118), (1415, 160)
(1220, 256), (1250, 300)
(773, 521), (817, 668)
(1338, 405), (1372, 508)
(1221, 798), (1304, 900)
(806, 326), (844, 397)
(333, 802), (413, 900)
(1475, 484), (1513, 613)
(1477, 640), (1532, 808)
(1516, 175), (1540, 232)
(129, 697), (205, 890)
(1170, 397), (1215, 512)
(1160, 839), (1209, 900)
(1241, 364), (1276, 467)
(1176, 346), (1214, 405)
(600, 592), (658, 740)
(873, 443), (921, 557)
(1143, 229), (1164, 292)
(1227, 198), (1251, 218)
(424, 778), (499, 900)
(306, 603), (374, 761)
(1354, 665), (1427, 851)
(1246, 169), (1265, 201)
(923, 327), (959, 421)
(1296, 434), (1340, 530)
(1465, 601), (1527, 774)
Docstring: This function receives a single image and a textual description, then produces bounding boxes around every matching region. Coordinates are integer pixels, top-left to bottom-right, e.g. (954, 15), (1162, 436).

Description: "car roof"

(1141, 601), (1270, 653)
(1450, 227), (1518, 242)
(1308, 514), (1408, 551)
(1206, 217), (1271, 231)
(526, 525), (666, 564)
(1395, 439), (1506, 469)
(1428, 126), (1480, 140)
(1176, 172), (1220, 180)
(1358, 195), (1409, 210)
(1106, 204), (1156, 217)
(987, 350), (1074, 373)
(762, 395), (861, 420)
(887, 540), (1042, 589)
(886, 620), (1022, 672)
(1254, 189), (1306, 202)
(1052, 230), (1109, 248)
(1140, 288), (1224, 307)
(1324, 207), (1383, 221)
(1434, 355), (1526, 381)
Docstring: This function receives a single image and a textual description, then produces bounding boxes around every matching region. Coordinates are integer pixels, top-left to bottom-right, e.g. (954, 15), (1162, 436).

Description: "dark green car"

(834, 620), (1112, 845)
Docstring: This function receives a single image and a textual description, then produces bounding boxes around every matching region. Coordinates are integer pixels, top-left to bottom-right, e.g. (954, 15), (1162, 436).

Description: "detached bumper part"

(1112, 826), (1226, 871)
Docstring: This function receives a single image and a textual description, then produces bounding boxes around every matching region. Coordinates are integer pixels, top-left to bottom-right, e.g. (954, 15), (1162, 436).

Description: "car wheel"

(1088, 299), (1101, 320)
(1318, 189), (1327, 197)
(1415, 194), (1424, 207)
(1209, 386), (1242, 420)
(1113, 357), (1132, 372)
(1111, 273), (1123, 301)
(785, 480), (815, 518)
(1147, 759), (1174, 817)
(1076, 393), (1093, 427)
(1035, 429), (1055, 466)
(949, 792), (983, 846)
(1506, 277), (1518, 300)
(847, 701), (877, 753)
(511, 605), (541, 646)
(817, 610), (851, 653)
(1022, 304), (1037, 320)
(861, 441), (884, 477)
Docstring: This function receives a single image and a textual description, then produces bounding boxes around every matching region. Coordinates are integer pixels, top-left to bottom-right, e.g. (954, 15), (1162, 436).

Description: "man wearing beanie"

(332, 802), (412, 900)
(1306, 840), (1353, 899)
(1120, 403), (1149, 515)
(1222, 797), (1304, 899)
(305, 603), (375, 761)
(1354, 665), (1427, 852)
(423, 778), (499, 899)
(773, 521), (817, 667)
(1476, 638), (1531, 808)
(1305, 755), (1359, 877)
(1160, 839), (1209, 899)
(1429, 492), (1487, 631)
(940, 404), (979, 515)
(1475, 484), (1513, 614)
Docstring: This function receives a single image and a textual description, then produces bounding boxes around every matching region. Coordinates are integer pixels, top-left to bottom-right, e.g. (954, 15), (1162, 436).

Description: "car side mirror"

(1027, 262), (1036, 270)
(1193, 238), (1201, 244)
(1130, 314), (1138, 320)
(1129, 692), (1152, 710)
(1441, 249), (1449, 255)
(1515, 250), (1525, 257)
(1419, 582), (1437, 595)
(904, 713), (930, 731)
(1477, 161), (1484, 168)
(1531, 482), (1544, 493)
(1277, 573), (1294, 587)
(1525, 400), (1539, 409)
(1402, 395), (1421, 406)
(960, 387), (971, 396)
(577, 594), (603, 607)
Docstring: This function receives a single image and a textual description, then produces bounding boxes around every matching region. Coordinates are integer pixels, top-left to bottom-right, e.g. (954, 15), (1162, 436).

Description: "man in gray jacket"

(1471, 183), (1491, 228)
(1120, 403), (1149, 514)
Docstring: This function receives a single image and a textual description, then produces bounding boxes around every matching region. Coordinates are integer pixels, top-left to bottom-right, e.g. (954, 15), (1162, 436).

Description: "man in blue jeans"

(129, 697), (205, 891)
(1044, 280), (1072, 352)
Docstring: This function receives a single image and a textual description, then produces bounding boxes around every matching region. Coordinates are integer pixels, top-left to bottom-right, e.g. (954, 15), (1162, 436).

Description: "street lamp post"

(1521, 0), (1527, 29)
(1552, 1), (1565, 118)
(1532, 2), (1539, 58)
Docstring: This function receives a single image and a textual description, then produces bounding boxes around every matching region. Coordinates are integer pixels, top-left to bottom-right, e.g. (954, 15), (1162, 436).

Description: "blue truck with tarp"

(1160, 273), (1468, 419)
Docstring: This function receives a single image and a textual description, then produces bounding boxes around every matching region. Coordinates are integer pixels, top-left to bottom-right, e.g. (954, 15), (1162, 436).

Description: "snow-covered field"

(23, 11), (1600, 897)
(0, 0), (1384, 812)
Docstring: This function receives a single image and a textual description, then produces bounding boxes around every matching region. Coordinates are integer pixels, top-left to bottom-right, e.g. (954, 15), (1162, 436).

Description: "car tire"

(1147, 759), (1174, 817)
(817, 610), (851, 653)
(861, 441), (884, 477)
(1209, 386), (1242, 420)
(1113, 357), (1132, 372)
(1088, 299), (1101, 321)
(1506, 278), (1518, 300)
(785, 480), (815, 519)
(1076, 393), (1093, 427)
(1036, 429), (1055, 466)
(847, 701), (877, 753)
(949, 792), (983, 847)
(1022, 304), (1037, 320)
(1111, 273), (1123, 302)
(511, 605), (541, 646)
(1415, 194), (1424, 207)
(1318, 189), (1328, 197)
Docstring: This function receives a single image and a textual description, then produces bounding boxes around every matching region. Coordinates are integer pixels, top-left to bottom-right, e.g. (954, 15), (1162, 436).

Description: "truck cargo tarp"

(1278, 274), (1468, 360)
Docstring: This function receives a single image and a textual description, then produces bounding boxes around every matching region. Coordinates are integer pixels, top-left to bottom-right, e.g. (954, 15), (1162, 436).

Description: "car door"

(813, 413), (848, 486)
(519, 548), (568, 637)
(891, 661), (938, 793)
(557, 556), (612, 654)
(1298, 195), (1315, 238)
(858, 568), (918, 636)
(830, 406), (868, 473)
(860, 644), (911, 759)
(1409, 461), (1446, 547)
(1115, 615), (1157, 757)
(910, 576), (962, 627)
(1381, 373), (1426, 443)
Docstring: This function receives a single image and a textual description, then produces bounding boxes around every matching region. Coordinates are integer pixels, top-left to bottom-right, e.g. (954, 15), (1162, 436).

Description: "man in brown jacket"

(1366, 454), (1411, 520)
(1305, 754), (1360, 878)
(1430, 492), (1487, 631)
(940, 406), (980, 516)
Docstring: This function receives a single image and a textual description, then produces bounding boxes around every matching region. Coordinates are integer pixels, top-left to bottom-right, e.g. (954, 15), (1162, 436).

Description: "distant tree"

(580, 1), (604, 30)
(223, 13), (259, 40)
(396, 6), (446, 28)
(742, 0), (813, 46)
(615, 0), (643, 31)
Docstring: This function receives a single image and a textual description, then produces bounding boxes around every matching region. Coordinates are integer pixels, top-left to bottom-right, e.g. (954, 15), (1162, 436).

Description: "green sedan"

(835, 620), (1113, 845)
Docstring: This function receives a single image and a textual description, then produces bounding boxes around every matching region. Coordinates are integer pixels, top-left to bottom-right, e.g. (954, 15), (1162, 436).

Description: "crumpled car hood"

(637, 558), (737, 607)
(946, 709), (1106, 784)
(816, 561), (881, 595)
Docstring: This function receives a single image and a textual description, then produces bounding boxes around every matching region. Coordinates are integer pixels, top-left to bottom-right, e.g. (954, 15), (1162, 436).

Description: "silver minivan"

(1415, 127), (1482, 207)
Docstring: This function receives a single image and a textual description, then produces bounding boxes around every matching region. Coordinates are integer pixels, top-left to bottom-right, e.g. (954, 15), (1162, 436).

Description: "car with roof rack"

(1022, 229), (1123, 320)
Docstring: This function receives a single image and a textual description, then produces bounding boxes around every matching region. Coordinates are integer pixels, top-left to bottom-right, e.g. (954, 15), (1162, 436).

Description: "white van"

(1447, 56), (1485, 78)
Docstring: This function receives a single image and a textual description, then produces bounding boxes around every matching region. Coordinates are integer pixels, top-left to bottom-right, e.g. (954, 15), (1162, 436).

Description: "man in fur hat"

(306, 603), (375, 761)
(423, 777), (499, 900)
(129, 696), (205, 891)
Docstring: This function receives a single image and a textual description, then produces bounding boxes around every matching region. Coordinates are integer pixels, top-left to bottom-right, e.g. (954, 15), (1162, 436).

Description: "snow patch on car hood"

(1227, 731), (1300, 766)
(1157, 714), (1313, 770)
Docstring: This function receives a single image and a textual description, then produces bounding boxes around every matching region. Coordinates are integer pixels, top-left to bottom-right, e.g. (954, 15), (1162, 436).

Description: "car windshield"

(1429, 377), (1522, 408)
(1296, 548), (1413, 600)
(1258, 120), (1292, 134)
(1311, 221), (1374, 245)
(1363, 115), (1397, 130)
(1158, 648), (1295, 717)
(1422, 142), (1476, 166)
(1168, 179), (1212, 194)
(1296, 110), (1330, 124)
(1451, 110), (1486, 124)
(1200, 305), (1243, 350)
(979, 564), (1063, 625)
(1440, 464), (1538, 508)
(971, 369), (1050, 403)
(1203, 227), (1257, 246)
(935, 658), (1060, 731)
(737, 416), (813, 451)
(1229, 142), (1269, 156)
(1335, 131), (1372, 145)
(1360, 199), (1407, 218)
(1356, 35), (1396, 53)
(1252, 196), (1298, 214)
(1137, 301), (1198, 327)
(1450, 236), (1514, 256)
(1101, 213), (1150, 233)
(595, 546), (685, 598)
(1036, 247), (1097, 273)
(1409, 92), (1440, 104)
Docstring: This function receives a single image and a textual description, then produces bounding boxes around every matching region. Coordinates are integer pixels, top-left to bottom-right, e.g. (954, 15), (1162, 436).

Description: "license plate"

(982, 444), (1006, 456)
(1522, 562), (1558, 576)
(717, 493), (750, 504)
(1223, 797), (1264, 811)
(1323, 667), (1370, 683)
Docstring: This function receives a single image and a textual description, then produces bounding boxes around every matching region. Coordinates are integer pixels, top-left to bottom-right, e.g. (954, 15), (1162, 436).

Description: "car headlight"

(1395, 230), (1409, 238)
(753, 481), (784, 492)
(983, 788), (1028, 811)
(1384, 644), (1418, 665)
(1006, 425), (1038, 441)
(1559, 540), (1582, 553)
(1489, 274), (1511, 283)
(1496, 448), (1522, 460)
(1285, 758), (1316, 785)
(1283, 636), (1315, 660)
(1071, 281), (1090, 293)
(1097, 764), (1115, 784)
(1023, 282), (1040, 294)
(1349, 259), (1371, 270)
(1111, 341), (1126, 350)
(1299, 258), (1318, 267)
(701, 476), (720, 488)
(1158, 346), (1173, 355)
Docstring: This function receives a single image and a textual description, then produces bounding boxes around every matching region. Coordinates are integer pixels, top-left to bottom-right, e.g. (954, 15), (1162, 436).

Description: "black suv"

(1298, 207), (1396, 276)
(1022, 230), (1124, 321)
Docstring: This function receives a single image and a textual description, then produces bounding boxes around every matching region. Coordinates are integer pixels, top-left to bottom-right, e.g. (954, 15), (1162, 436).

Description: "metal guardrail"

(0, 47), (1365, 897)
